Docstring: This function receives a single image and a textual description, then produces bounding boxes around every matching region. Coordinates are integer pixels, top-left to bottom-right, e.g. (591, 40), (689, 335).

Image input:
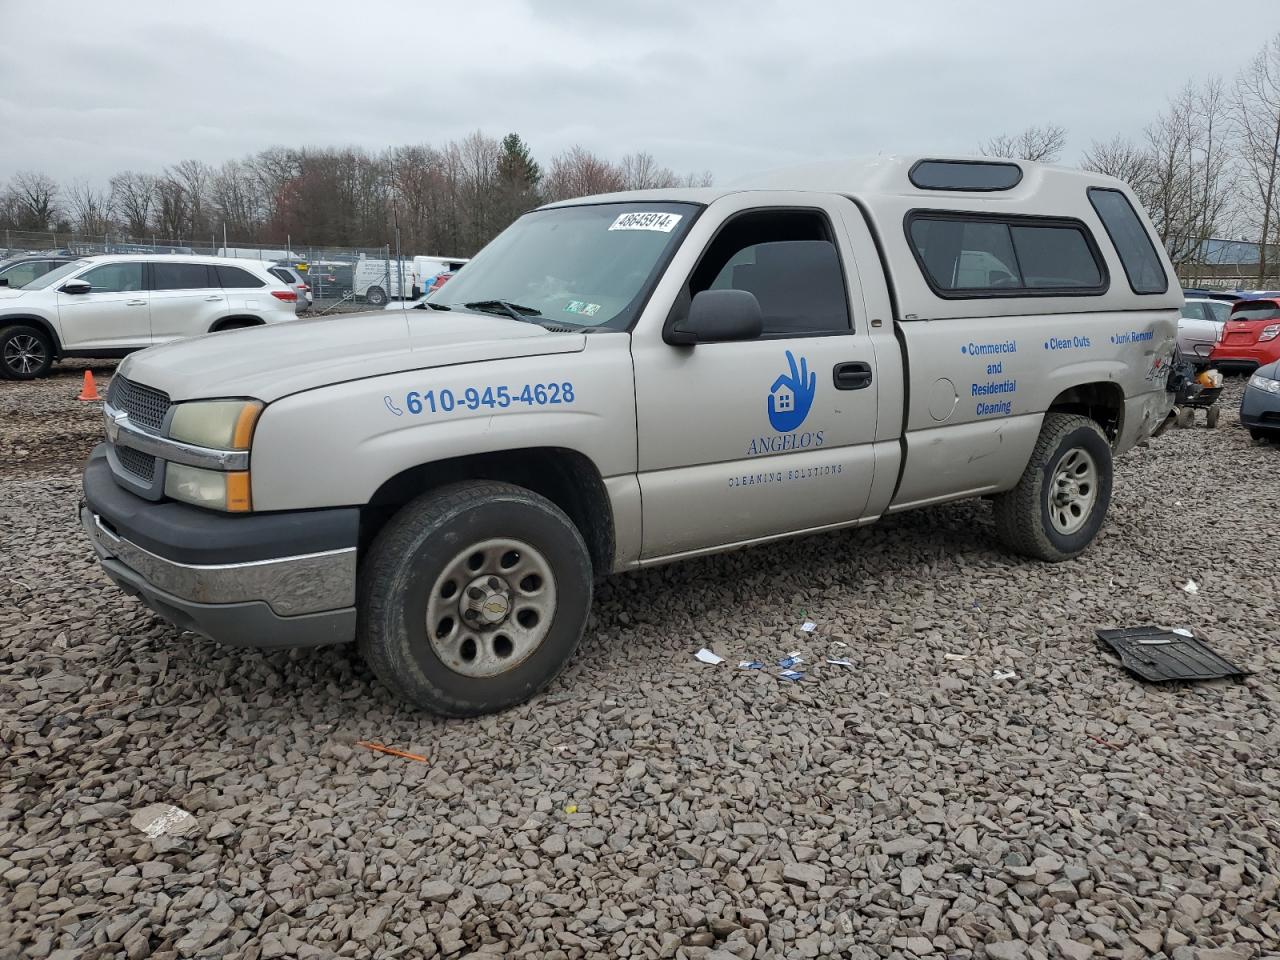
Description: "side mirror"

(668, 289), (763, 345)
(60, 279), (91, 295)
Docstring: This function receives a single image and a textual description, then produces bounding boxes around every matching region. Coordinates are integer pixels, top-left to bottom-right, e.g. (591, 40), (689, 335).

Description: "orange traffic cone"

(77, 370), (101, 402)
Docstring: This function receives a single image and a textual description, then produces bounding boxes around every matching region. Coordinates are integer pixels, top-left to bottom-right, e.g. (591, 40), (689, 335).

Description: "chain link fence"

(0, 228), (446, 313)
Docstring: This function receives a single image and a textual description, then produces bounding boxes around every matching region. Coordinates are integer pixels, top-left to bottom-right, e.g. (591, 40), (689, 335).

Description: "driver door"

(56, 261), (150, 351)
(631, 194), (880, 561)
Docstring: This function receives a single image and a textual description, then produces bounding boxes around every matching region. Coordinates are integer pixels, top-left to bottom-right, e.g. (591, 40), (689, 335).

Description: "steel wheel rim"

(4, 334), (45, 375)
(425, 537), (557, 678)
(1049, 446), (1098, 535)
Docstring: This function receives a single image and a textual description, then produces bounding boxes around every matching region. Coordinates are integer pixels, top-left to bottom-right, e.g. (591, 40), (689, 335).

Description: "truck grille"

(116, 445), (157, 482)
(107, 377), (170, 432)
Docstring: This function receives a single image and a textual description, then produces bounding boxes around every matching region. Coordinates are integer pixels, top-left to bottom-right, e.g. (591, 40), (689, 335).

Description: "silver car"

(1179, 296), (1232, 366)
(268, 265), (312, 315)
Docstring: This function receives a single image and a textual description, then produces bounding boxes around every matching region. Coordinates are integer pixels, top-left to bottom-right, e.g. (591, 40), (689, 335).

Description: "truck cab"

(82, 156), (1182, 716)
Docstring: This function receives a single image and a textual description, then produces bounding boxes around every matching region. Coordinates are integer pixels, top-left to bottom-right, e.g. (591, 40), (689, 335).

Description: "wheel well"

(1047, 381), (1124, 444)
(0, 316), (62, 356)
(362, 448), (615, 575)
(210, 316), (264, 332)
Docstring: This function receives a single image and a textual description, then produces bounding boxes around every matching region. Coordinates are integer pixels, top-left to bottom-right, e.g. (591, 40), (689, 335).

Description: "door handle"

(126, 299), (147, 306)
(204, 295), (222, 301)
(833, 361), (873, 390)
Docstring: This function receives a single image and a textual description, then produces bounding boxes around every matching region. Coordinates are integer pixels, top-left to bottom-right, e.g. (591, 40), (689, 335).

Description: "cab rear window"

(906, 212), (1106, 298)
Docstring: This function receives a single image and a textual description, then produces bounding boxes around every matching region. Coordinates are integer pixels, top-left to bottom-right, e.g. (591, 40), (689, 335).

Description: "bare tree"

(153, 176), (189, 239)
(171, 160), (212, 237)
(65, 179), (114, 235)
(110, 172), (158, 238)
(1234, 34), (1280, 285)
(6, 171), (61, 230)
(542, 147), (626, 202)
(210, 160), (262, 241)
(1081, 135), (1152, 189)
(619, 152), (680, 190)
(979, 124), (1068, 162)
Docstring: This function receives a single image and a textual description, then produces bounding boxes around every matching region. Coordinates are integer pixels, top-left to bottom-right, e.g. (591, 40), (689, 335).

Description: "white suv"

(0, 255), (299, 379)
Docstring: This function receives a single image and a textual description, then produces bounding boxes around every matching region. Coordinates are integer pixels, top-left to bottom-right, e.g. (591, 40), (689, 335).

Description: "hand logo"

(768, 350), (816, 433)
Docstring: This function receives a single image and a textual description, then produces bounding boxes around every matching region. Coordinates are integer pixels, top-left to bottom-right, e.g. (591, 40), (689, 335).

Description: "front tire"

(366, 285), (388, 306)
(358, 481), (593, 716)
(0, 325), (54, 380)
(992, 413), (1113, 562)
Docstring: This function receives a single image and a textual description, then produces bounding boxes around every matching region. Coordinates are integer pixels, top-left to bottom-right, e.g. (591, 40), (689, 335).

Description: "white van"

(353, 259), (417, 306)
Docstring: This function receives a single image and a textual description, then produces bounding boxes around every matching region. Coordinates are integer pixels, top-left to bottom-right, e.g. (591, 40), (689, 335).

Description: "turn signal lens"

(164, 464), (253, 512)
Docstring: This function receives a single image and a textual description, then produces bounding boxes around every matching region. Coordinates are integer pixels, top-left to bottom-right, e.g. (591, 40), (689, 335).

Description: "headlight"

(169, 399), (261, 449)
(1248, 373), (1280, 395)
(165, 464), (252, 512)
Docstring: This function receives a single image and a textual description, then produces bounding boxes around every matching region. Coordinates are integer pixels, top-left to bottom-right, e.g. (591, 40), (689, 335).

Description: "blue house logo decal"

(768, 350), (816, 433)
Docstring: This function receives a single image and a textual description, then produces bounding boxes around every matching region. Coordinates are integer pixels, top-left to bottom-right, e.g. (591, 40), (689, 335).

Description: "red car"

(1209, 297), (1280, 373)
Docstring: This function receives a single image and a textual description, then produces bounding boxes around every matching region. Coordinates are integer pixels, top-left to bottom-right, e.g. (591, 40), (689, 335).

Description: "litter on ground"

(1181, 579), (1199, 595)
(131, 804), (198, 839)
(1096, 627), (1251, 683)
(801, 621), (817, 632)
(694, 648), (725, 665)
(778, 669), (804, 682)
(826, 658), (853, 667)
(944, 652), (968, 661)
(738, 660), (765, 670)
(357, 741), (429, 762)
(992, 669), (1017, 681)
(777, 654), (803, 668)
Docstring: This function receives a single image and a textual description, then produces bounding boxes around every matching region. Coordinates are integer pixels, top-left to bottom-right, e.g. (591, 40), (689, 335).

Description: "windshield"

(24, 259), (91, 290)
(439, 202), (698, 329)
(1231, 301), (1280, 322)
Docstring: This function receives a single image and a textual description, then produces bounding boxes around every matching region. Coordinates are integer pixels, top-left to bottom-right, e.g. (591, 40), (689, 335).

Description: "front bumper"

(1240, 383), (1280, 431)
(82, 447), (358, 648)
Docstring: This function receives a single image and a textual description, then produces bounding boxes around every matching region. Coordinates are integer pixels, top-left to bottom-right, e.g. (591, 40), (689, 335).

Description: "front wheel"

(358, 481), (593, 716)
(0, 325), (53, 380)
(365, 285), (388, 306)
(992, 413), (1113, 562)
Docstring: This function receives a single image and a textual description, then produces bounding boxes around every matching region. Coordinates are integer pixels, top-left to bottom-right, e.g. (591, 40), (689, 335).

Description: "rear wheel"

(0, 325), (53, 380)
(366, 285), (388, 306)
(992, 413), (1113, 562)
(1206, 405), (1221, 428)
(358, 481), (593, 716)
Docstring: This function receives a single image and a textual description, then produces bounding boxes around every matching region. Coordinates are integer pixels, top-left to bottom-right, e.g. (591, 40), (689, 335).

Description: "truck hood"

(119, 310), (587, 402)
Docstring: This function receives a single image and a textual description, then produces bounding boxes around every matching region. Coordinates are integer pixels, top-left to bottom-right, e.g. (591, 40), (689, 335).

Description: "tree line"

(0, 134), (711, 257)
(979, 33), (1280, 283)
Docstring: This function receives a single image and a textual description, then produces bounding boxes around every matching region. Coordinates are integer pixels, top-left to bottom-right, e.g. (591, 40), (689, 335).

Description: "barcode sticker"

(608, 211), (683, 232)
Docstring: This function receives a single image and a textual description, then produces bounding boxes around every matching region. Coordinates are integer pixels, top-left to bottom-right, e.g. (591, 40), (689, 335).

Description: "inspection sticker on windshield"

(608, 211), (683, 232)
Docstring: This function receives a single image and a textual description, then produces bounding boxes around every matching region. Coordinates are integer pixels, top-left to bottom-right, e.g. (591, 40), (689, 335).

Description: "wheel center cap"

(463, 576), (511, 627)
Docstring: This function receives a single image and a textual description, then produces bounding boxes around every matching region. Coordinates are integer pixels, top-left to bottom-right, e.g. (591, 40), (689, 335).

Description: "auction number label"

(405, 382), (576, 415)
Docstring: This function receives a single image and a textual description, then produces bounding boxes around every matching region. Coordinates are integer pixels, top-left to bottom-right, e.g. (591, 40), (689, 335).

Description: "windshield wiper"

(425, 301), (451, 311)
(462, 300), (543, 323)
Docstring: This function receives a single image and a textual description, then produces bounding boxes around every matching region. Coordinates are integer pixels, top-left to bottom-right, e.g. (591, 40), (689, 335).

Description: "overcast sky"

(2, 0), (1278, 186)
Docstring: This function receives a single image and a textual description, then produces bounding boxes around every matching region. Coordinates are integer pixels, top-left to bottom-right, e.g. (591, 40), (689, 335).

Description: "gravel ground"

(2, 364), (1278, 960)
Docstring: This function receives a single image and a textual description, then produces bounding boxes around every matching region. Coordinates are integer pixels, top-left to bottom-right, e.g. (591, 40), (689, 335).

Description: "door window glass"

(153, 262), (213, 290)
(1181, 302), (1208, 321)
(689, 209), (851, 336)
(1206, 301), (1231, 323)
(0, 262), (42, 287)
(81, 262), (144, 293)
(216, 265), (266, 289)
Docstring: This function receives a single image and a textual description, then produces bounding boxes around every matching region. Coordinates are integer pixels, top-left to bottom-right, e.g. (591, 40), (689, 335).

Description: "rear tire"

(366, 285), (388, 306)
(358, 481), (593, 716)
(1206, 405), (1221, 429)
(992, 413), (1113, 562)
(0, 325), (54, 380)
(1176, 407), (1195, 428)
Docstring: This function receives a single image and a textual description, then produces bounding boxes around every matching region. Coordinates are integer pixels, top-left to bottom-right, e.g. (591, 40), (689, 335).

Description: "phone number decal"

(404, 382), (576, 415)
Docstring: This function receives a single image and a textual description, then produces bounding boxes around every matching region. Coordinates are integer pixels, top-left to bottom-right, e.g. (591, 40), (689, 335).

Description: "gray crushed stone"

(2, 364), (1278, 959)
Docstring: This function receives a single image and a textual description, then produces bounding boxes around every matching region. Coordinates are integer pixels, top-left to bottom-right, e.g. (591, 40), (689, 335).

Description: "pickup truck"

(82, 156), (1182, 716)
